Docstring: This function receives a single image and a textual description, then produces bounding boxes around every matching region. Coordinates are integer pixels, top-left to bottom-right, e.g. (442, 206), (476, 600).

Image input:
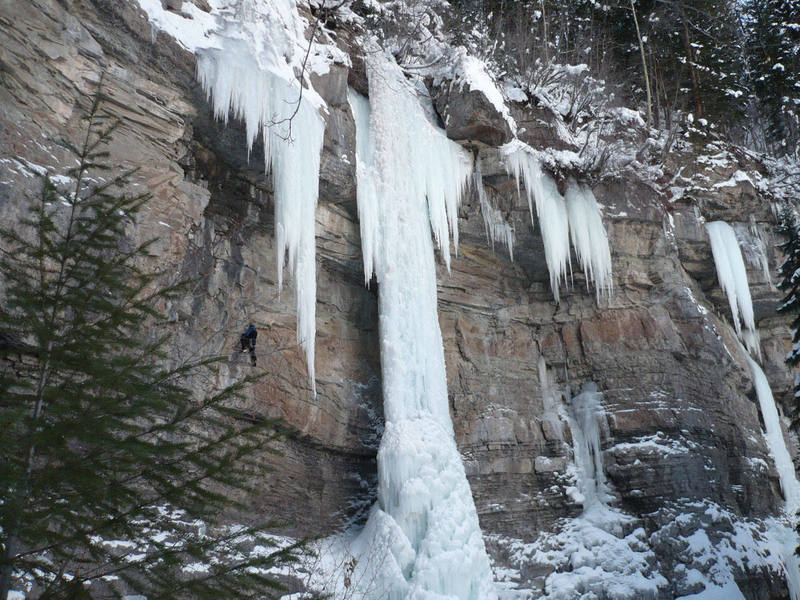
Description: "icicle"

(348, 52), (496, 599)
(706, 221), (761, 360)
(565, 179), (613, 301)
(196, 11), (326, 393)
(502, 142), (570, 301)
(348, 89), (379, 284)
(475, 158), (514, 260)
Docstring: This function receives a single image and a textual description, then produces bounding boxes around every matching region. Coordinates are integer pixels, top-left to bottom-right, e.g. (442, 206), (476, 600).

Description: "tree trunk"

(630, 0), (653, 128)
(0, 535), (19, 600)
(541, 0), (549, 62)
(679, 4), (703, 119)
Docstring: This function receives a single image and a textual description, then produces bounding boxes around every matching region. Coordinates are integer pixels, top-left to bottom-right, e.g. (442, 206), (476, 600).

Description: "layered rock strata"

(0, 1), (796, 597)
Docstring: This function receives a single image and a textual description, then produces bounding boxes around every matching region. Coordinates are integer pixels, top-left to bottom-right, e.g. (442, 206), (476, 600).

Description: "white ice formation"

(190, 0), (326, 393)
(502, 141), (612, 301)
(565, 179), (613, 301)
(568, 382), (612, 508)
(475, 158), (514, 260)
(526, 379), (668, 599)
(348, 52), (496, 599)
(746, 356), (800, 515)
(746, 356), (800, 599)
(706, 221), (761, 359)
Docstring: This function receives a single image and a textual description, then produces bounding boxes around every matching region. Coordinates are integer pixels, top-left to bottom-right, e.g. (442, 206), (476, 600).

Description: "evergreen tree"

(776, 206), (800, 427)
(0, 88), (301, 599)
(746, 0), (800, 155)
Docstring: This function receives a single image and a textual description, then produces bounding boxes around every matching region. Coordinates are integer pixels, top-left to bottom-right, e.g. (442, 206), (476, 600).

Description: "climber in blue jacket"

(240, 324), (257, 366)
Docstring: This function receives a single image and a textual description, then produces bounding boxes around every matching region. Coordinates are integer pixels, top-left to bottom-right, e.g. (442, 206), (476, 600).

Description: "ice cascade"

(746, 356), (800, 599)
(501, 141), (612, 301)
(746, 356), (800, 514)
(195, 0), (327, 392)
(706, 221), (761, 359)
(568, 382), (612, 508)
(532, 379), (668, 599)
(347, 53), (496, 599)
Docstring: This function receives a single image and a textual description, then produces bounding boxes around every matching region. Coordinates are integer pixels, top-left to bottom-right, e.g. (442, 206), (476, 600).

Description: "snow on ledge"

(135, 0), (221, 51)
(439, 49), (517, 136)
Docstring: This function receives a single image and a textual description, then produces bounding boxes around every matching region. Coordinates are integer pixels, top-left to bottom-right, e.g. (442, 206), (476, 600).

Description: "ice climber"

(240, 324), (257, 366)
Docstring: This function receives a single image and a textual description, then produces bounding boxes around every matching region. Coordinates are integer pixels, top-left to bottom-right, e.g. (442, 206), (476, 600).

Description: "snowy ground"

(484, 500), (798, 600)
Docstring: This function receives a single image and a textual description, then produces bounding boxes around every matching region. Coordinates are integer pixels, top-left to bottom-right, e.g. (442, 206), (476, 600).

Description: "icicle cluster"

(502, 141), (612, 302)
(195, 0), (327, 393)
(565, 179), (613, 301)
(475, 158), (514, 260)
(348, 53), (496, 600)
(706, 221), (761, 359)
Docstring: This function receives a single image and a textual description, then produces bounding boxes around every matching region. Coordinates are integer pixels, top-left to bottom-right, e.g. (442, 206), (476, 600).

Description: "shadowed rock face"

(1, 1), (796, 596)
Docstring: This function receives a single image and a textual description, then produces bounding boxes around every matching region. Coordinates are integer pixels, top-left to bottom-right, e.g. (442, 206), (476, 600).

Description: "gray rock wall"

(0, 1), (795, 596)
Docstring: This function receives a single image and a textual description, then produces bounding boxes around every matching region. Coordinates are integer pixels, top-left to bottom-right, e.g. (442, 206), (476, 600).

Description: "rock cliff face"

(1, 1), (797, 598)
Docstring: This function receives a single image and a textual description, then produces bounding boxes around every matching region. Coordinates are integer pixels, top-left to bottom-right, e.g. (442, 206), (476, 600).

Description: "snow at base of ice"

(489, 498), (800, 600)
(676, 581), (746, 600)
(506, 377), (669, 600)
(706, 221), (761, 359)
(489, 505), (666, 600)
(347, 52), (494, 599)
(539, 505), (665, 600)
(501, 140), (612, 302)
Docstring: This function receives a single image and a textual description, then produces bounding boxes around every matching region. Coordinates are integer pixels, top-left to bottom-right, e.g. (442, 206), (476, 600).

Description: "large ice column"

(195, 0), (326, 393)
(706, 221), (761, 359)
(565, 179), (613, 301)
(348, 53), (496, 599)
(502, 142), (570, 301)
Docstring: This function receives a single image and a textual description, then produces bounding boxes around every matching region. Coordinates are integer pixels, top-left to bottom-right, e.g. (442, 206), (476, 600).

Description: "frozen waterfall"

(746, 356), (800, 600)
(568, 382), (612, 509)
(746, 356), (800, 514)
(538, 378), (667, 599)
(195, 0), (326, 393)
(501, 141), (612, 302)
(706, 221), (761, 359)
(347, 53), (496, 599)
